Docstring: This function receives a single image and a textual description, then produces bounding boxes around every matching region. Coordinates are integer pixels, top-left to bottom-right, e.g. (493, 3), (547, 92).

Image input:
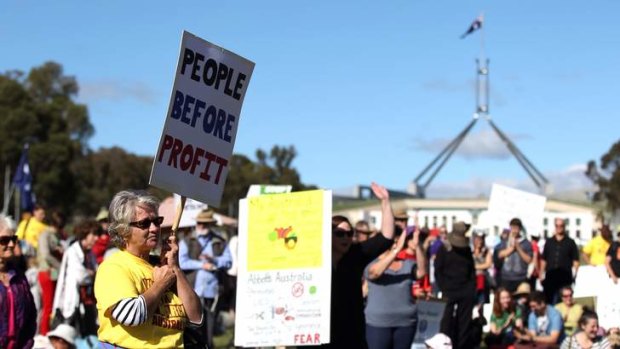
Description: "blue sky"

(2, 1), (619, 198)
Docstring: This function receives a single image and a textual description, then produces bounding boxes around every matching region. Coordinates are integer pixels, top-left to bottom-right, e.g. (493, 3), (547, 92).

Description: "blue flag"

(12, 144), (36, 212)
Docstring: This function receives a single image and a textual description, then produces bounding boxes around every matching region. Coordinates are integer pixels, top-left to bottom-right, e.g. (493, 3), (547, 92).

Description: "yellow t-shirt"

(95, 250), (186, 348)
(555, 302), (583, 336)
(16, 217), (48, 249)
(582, 235), (611, 266)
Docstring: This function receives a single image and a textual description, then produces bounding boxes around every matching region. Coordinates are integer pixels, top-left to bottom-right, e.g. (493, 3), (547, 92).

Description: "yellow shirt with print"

(582, 235), (611, 266)
(95, 250), (187, 348)
(16, 217), (48, 250)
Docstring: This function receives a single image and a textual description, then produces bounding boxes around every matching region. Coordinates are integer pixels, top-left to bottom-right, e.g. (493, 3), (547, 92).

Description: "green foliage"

(0, 62), (92, 213)
(71, 147), (168, 215)
(586, 139), (620, 211)
(221, 145), (315, 215)
(1, 61), (311, 219)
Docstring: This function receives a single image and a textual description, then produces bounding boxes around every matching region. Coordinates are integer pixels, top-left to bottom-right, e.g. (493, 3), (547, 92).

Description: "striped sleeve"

(110, 295), (147, 326)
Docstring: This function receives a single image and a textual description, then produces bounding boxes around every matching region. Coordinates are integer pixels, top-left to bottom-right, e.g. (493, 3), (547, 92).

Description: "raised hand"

(370, 182), (389, 201)
(163, 234), (180, 268)
(394, 229), (407, 252)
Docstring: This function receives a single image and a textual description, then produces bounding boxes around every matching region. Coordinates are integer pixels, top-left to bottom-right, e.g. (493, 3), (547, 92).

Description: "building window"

(576, 230), (581, 238)
(442, 216), (447, 226)
(543, 218), (548, 225)
(544, 229), (548, 238)
(576, 218), (581, 226)
(424, 217), (429, 227)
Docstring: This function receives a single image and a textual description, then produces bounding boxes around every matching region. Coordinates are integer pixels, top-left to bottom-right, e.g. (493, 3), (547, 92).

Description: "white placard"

(411, 300), (447, 348)
(487, 183), (547, 236)
(235, 190), (332, 347)
(597, 282), (620, 329)
(150, 31), (255, 207)
(573, 265), (620, 329)
(172, 194), (208, 228)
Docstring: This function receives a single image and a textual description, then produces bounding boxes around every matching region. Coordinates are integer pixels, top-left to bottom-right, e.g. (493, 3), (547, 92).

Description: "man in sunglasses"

(179, 209), (232, 349)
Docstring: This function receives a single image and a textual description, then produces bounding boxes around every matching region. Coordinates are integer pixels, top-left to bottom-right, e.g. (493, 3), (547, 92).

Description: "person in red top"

(529, 231), (541, 290)
(91, 208), (110, 264)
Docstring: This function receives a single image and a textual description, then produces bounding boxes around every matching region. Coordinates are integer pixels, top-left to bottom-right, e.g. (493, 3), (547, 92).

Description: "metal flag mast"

(410, 14), (549, 198)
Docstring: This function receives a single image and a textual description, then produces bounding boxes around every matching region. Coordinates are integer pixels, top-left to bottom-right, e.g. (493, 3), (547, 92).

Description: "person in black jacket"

(435, 221), (476, 349)
(308, 182), (394, 349)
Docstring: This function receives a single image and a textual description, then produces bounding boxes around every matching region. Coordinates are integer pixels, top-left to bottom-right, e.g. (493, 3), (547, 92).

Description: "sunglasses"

(0, 235), (18, 245)
(129, 216), (164, 229)
(561, 294), (573, 298)
(333, 228), (354, 238)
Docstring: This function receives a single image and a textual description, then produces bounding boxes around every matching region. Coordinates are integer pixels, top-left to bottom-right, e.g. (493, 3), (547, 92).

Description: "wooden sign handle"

(161, 195), (186, 265)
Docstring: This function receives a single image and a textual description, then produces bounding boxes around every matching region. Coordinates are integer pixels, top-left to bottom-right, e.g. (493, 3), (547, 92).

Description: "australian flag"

(460, 14), (483, 39)
(12, 144), (35, 212)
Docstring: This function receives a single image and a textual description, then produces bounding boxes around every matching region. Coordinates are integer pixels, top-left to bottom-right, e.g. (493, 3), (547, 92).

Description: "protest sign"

(574, 265), (620, 329)
(173, 194), (208, 228)
(235, 190), (332, 347)
(487, 183), (546, 236)
(597, 282), (620, 330)
(573, 265), (608, 298)
(411, 300), (447, 348)
(150, 31), (255, 207)
(246, 184), (293, 198)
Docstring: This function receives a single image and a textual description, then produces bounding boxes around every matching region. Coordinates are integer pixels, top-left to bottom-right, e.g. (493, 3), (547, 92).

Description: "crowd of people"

(347, 212), (620, 349)
(0, 185), (620, 349)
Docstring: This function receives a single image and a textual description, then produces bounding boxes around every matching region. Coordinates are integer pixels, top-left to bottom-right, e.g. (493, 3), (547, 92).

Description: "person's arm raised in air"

(371, 182), (394, 241)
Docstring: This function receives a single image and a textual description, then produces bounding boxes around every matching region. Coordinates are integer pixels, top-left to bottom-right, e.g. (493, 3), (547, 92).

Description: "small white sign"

(487, 183), (547, 236)
(173, 194), (208, 228)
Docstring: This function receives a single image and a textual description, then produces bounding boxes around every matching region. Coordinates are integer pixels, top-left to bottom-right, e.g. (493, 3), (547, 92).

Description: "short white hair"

(0, 214), (14, 234)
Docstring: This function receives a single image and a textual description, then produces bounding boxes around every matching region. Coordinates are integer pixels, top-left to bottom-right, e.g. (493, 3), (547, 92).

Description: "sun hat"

(513, 282), (531, 298)
(195, 209), (217, 224)
(47, 324), (77, 345)
(393, 209), (408, 220)
(96, 207), (109, 222)
(447, 221), (471, 248)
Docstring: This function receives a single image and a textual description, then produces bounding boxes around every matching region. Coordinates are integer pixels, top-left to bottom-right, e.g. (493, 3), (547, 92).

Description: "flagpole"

(2, 166), (9, 215)
(479, 12), (485, 61)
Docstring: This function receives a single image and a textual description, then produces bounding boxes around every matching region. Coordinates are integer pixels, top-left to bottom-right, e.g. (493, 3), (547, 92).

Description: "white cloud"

(79, 79), (157, 104)
(416, 128), (531, 160)
(425, 163), (595, 200)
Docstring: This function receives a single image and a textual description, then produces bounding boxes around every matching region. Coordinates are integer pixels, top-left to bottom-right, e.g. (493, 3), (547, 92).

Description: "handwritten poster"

(235, 190), (332, 347)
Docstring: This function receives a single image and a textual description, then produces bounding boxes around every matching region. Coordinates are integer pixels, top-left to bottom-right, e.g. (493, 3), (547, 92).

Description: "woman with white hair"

(94, 190), (202, 348)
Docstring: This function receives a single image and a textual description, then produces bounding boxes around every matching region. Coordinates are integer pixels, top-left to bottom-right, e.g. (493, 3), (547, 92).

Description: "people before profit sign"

(181, 47), (248, 101)
(170, 90), (237, 144)
(157, 134), (228, 185)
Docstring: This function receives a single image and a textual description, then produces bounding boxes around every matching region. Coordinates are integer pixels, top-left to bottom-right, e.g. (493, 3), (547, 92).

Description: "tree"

(586, 139), (620, 211)
(0, 62), (93, 214)
(71, 147), (169, 215)
(220, 145), (315, 216)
